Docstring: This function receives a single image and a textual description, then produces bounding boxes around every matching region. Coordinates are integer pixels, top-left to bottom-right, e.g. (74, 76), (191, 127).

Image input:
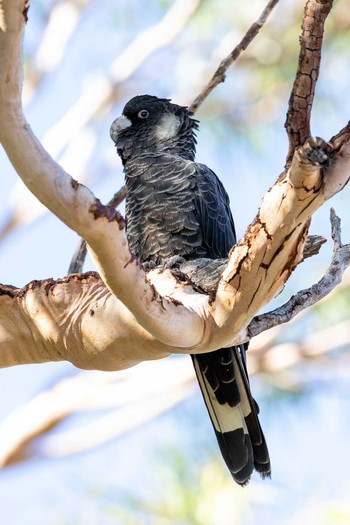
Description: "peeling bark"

(285, 0), (334, 164)
(0, 0), (350, 370)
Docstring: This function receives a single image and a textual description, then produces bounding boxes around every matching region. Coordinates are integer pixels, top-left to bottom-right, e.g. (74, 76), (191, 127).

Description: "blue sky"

(1, 1), (350, 523)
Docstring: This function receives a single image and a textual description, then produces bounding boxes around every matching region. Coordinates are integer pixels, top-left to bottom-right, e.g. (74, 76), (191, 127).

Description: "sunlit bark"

(1, 0), (349, 372)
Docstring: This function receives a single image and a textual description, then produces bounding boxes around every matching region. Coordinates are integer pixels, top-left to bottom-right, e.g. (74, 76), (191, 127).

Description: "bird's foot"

(299, 137), (333, 166)
(142, 260), (157, 272)
(163, 255), (186, 270)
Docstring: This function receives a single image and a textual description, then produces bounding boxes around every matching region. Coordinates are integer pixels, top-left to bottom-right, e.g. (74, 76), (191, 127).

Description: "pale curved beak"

(110, 115), (132, 142)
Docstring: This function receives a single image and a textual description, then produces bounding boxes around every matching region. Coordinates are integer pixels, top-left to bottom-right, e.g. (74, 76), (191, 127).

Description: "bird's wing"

(193, 162), (237, 258)
(191, 347), (271, 485)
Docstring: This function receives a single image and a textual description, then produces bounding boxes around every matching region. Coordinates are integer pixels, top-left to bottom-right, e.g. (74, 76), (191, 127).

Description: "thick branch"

(247, 209), (350, 338)
(0, 272), (179, 370)
(206, 137), (350, 349)
(68, 185), (128, 274)
(1, 0), (350, 370)
(0, 232), (333, 369)
(285, 0), (333, 164)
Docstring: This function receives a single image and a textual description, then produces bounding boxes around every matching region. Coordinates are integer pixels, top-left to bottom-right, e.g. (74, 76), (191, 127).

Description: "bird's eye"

(138, 109), (149, 119)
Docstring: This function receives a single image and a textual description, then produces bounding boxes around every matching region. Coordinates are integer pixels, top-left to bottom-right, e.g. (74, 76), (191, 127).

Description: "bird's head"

(110, 95), (198, 164)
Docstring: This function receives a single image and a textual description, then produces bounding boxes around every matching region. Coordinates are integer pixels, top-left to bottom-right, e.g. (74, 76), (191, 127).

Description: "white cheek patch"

(155, 114), (180, 141)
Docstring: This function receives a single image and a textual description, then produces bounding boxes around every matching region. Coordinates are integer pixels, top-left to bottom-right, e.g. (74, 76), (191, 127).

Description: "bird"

(110, 94), (271, 485)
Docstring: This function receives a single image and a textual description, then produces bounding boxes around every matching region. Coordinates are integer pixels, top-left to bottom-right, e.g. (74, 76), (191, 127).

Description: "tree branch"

(0, 230), (333, 369)
(189, 0), (281, 112)
(1, 0), (350, 371)
(247, 209), (350, 338)
(68, 185), (128, 274)
(171, 233), (326, 294)
(285, 0), (334, 165)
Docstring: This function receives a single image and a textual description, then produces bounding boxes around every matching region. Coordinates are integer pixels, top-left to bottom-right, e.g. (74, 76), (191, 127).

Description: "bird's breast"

(124, 158), (207, 263)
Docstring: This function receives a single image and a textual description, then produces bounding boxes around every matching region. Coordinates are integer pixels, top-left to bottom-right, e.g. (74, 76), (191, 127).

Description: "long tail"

(191, 345), (271, 485)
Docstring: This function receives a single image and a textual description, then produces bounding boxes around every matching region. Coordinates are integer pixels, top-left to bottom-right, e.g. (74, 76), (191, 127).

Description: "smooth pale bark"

(1, 0), (350, 371)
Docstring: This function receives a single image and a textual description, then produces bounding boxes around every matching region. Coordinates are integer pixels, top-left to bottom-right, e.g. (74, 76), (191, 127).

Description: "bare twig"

(302, 234), (327, 260)
(247, 209), (350, 339)
(189, 0), (280, 112)
(67, 238), (88, 275)
(330, 207), (342, 249)
(285, 0), (334, 165)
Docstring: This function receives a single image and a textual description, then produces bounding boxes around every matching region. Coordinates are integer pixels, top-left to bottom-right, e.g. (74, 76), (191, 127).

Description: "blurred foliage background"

(1, 0), (350, 523)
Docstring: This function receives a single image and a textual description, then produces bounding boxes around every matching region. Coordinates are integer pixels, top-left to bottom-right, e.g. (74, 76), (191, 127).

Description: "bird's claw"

(142, 260), (157, 272)
(163, 255), (186, 270)
(299, 137), (333, 166)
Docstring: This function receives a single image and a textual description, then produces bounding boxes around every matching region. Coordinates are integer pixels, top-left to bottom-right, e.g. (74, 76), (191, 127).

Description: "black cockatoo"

(110, 95), (271, 485)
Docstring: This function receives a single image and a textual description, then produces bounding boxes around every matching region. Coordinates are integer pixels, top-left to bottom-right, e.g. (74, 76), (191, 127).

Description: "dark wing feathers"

(194, 163), (236, 258)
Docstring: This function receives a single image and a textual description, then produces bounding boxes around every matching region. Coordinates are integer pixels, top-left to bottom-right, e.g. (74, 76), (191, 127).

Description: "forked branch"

(0, 0), (350, 371)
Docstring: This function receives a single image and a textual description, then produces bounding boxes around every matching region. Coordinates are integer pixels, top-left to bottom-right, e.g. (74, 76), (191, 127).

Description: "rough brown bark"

(285, 0), (334, 165)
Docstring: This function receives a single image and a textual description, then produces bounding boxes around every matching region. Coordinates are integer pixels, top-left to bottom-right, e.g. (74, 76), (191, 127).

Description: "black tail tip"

(254, 461), (271, 480)
(233, 469), (271, 486)
(259, 470), (272, 481)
